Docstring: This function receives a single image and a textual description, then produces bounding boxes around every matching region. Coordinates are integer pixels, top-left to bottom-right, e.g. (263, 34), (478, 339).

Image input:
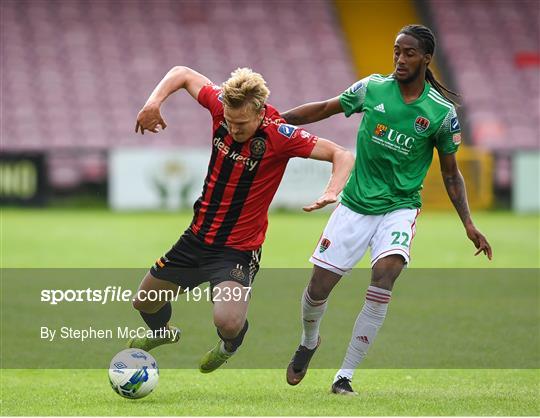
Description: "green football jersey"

(339, 74), (461, 215)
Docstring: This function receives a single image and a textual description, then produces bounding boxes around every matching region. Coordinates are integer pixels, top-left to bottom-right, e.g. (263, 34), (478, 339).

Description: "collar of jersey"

(394, 79), (430, 106)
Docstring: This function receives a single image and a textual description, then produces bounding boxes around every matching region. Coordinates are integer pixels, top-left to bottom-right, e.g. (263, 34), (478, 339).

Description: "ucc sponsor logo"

(372, 123), (416, 155)
(212, 136), (259, 171)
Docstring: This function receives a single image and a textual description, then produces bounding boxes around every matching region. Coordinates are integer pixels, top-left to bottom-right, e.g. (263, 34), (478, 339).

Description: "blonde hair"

(221, 68), (270, 113)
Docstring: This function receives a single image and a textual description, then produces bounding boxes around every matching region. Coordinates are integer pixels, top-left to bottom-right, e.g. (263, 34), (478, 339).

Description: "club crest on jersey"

(414, 116), (430, 134)
(250, 137), (266, 159)
(452, 132), (462, 145)
(450, 116), (460, 133)
(374, 124), (388, 138)
(278, 124), (296, 139)
(319, 238), (331, 253)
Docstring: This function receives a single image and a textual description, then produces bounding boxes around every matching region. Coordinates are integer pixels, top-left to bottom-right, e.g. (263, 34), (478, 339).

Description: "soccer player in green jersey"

(282, 25), (492, 395)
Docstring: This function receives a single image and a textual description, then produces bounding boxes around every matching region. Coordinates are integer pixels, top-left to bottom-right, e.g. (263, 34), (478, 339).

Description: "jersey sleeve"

(435, 106), (461, 154)
(339, 76), (370, 117)
(197, 83), (223, 117)
(275, 123), (318, 158)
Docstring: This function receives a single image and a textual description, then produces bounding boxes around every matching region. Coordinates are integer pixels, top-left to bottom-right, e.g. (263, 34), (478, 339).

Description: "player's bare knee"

(132, 297), (144, 312)
(216, 322), (242, 339)
(308, 266), (341, 300)
(214, 316), (243, 338)
(371, 255), (405, 290)
(307, 281), (329, 301)
(132, 298), (159, 314)
(371, 268), (398, 290)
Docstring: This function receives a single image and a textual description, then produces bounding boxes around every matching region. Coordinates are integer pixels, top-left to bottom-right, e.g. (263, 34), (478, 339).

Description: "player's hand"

(135, 104), (167, 135)
(465, 224), (492, 260)
(303, 192), (338, 212)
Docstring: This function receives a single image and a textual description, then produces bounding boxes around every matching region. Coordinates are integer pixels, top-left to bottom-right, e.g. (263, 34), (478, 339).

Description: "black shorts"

(149, 229), (262, 290)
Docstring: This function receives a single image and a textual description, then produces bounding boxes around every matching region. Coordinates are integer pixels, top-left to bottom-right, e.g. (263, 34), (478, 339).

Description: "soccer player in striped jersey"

(129, 67), (354, 373)
(282, 25), (492, 395)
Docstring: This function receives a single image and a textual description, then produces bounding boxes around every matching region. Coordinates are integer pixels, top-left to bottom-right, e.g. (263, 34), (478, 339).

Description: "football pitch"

(1, 209), (539, 416)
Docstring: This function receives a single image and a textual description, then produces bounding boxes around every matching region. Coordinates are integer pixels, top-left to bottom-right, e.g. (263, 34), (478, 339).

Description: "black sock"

(217, 319), (249, 353)
(139, 302), (172, 332)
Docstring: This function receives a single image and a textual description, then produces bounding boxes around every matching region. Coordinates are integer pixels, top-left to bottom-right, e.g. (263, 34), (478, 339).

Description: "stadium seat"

(429, 0), (539, 152)
(2, 0), (359, 188)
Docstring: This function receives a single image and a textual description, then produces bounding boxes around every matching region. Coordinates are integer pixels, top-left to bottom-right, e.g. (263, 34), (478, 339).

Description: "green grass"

(1, 209), (539, 268)
(1, 369), (538, 416)
(1, 209), (539, 415)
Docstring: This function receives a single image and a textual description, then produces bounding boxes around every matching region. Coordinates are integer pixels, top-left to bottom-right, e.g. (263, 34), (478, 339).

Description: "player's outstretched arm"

(303, 139), (355, 212)
(135, 66), (211, 135)
(439, 152), (493, 260)
(281, 97), (343, 125)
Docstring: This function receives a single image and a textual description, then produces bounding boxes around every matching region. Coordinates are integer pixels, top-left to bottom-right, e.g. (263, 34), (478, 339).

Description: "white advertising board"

(512, 151), (540, 213)
(109, 148), (333, 211)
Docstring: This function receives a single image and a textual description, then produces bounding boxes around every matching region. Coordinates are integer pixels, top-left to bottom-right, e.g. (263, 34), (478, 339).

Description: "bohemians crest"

(250, 137), (266, 159)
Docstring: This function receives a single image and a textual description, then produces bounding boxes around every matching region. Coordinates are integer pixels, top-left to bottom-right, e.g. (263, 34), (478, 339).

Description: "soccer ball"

(108, 349), (159, 399)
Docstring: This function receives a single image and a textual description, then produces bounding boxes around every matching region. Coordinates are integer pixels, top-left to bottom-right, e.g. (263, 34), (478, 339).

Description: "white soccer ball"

(108, 349), (159, 399)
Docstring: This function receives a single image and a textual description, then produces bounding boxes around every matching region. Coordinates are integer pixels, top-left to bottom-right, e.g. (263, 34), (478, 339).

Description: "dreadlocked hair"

(398, 24), (460, 106)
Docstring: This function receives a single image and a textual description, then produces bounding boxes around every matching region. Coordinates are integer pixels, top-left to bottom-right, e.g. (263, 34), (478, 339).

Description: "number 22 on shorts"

(390, 231), (409, 247)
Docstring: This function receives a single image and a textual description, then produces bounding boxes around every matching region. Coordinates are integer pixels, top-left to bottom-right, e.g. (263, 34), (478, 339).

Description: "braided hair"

(398, 24), (459, 105)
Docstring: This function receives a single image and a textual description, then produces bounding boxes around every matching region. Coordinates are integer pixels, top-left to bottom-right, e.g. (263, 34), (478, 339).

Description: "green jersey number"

(391, 231), (410, 247)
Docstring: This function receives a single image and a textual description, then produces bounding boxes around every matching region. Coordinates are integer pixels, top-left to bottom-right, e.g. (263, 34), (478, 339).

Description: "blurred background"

(1, 0), (539, 212)
(2, 4), (538, 414)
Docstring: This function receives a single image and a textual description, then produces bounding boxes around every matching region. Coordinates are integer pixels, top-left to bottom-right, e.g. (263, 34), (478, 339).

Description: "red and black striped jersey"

(189, 83), (318, 251)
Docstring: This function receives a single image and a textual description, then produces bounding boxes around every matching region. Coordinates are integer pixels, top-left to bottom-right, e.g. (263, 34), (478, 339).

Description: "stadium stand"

(1, 0), (359, 187)
(428, 0), (539, 152)
(334, 0), (424, 76)
(3, 0), (537, 196)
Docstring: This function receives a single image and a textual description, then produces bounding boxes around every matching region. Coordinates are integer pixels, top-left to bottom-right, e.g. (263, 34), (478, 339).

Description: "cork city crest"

(414, 116), (430, 134)
(319, 238), (331, 253)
